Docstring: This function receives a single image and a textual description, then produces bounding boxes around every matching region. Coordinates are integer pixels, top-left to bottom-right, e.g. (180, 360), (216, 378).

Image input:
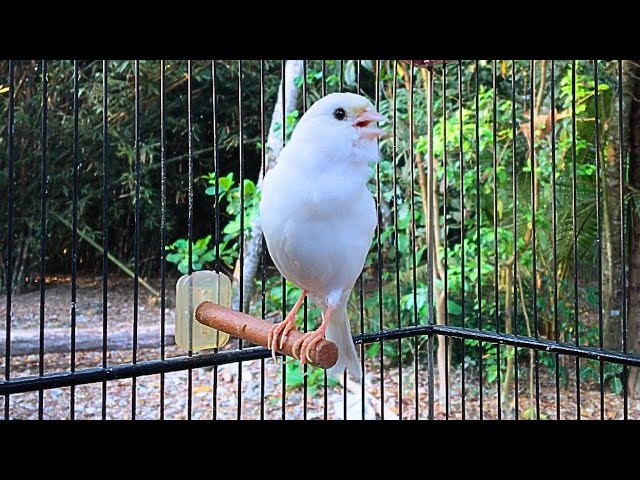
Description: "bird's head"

(290, 92), (388, 164)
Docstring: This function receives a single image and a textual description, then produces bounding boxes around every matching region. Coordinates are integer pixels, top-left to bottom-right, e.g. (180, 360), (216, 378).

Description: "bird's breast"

(260, 163), (376, 297)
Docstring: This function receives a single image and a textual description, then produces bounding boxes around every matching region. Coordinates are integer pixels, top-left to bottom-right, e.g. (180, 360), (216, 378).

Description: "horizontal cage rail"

(2, 324), (639, 396)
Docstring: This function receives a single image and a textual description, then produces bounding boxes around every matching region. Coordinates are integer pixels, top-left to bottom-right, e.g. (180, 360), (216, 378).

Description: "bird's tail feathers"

(325, 303), (362, 383)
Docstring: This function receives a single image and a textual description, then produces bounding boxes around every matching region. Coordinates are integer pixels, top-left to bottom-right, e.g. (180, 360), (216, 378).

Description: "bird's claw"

(267, 316), (300, 364)
(266, 329), (279, 364)
(292, 330), (325, 367)
(279, 321), (297, 350)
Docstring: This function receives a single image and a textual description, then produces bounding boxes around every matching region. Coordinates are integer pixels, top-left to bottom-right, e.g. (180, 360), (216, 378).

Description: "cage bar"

(159, 60), (166, 420)
(102, 60), (109, 420)
(39, 59), (49, 420)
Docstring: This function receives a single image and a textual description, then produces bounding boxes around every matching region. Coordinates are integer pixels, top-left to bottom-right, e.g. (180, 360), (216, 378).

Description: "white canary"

(260, 92), (387, 382)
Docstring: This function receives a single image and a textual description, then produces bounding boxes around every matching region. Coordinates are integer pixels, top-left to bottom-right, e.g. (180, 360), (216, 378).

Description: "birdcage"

(1, 60), (640, 420)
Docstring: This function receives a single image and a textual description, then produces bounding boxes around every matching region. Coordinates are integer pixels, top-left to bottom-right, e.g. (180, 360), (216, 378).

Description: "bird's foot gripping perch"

(266, 290), (307, 363)
(267, 315), (299, 363)
(292, 327), (327, 367)
(292, 306), (332, 367)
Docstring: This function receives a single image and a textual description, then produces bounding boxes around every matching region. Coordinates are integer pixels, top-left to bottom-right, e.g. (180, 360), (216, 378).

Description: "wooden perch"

(195, 302), (338, 370)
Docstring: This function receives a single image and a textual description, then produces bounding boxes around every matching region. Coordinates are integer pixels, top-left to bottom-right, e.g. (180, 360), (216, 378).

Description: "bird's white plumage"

(260, 93), (383, 381)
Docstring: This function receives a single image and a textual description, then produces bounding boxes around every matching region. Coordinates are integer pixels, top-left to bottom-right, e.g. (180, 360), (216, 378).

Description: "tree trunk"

(625, 60), (640, 398)
(602, 64), (628, 350)
(0, 324), (175, 357)
(231, 60), (304, 313)
(501, 261), (515, 418)
(417, 68), (448, 413)
(517, 269), (536, 418)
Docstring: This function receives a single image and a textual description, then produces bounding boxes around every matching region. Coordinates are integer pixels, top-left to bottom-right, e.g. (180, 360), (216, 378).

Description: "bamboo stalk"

(55, 214), (160, 297)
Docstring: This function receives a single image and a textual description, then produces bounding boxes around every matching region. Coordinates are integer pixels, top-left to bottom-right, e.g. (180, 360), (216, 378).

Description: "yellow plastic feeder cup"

(175, 270), (231, 351)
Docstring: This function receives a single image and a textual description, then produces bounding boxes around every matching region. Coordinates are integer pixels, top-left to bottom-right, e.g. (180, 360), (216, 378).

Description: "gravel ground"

(2, 275), (639, 420)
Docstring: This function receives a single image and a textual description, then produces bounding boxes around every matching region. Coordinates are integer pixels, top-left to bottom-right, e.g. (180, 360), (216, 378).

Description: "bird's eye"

(333, 107), (346, 121)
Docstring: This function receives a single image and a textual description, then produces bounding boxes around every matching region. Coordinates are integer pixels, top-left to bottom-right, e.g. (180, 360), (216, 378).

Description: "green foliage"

(272, 110), (300, 143)
(166, 236), (216, 275)
(336, 60), (624, 382)
(285, 361), (339, 396)
(165, 171), (259, 273)
(0, 60), (283, 291)
(203, 171), (260, 243)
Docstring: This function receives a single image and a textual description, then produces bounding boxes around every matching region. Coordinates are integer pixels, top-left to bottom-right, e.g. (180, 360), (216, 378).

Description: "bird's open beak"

(354, 108), (388, 140)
